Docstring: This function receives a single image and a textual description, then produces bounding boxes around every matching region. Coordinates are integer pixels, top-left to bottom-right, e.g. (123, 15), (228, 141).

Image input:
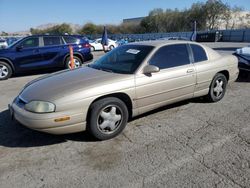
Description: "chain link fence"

(87, 29), (250, 42)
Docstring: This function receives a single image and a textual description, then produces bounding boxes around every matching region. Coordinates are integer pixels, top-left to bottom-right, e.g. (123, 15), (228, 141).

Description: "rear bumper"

(10, 100), (86, 135)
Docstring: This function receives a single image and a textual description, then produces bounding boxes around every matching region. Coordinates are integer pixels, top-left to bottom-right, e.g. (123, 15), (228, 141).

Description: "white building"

(218, 11), (250, 30)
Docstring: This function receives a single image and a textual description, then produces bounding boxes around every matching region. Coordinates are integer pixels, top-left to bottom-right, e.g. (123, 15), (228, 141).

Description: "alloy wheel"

(68, 58), (81, 69)
(97, 105), (123, 134)
(0, 64), (9, 79)
(213, 79), (224, 98)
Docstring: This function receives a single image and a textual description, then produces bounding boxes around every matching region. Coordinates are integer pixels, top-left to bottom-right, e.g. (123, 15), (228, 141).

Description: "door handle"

(187, 69), (194, 73)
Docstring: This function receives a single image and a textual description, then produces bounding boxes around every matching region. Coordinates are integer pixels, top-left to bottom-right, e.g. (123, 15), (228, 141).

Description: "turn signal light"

(54, 116), (70, 122)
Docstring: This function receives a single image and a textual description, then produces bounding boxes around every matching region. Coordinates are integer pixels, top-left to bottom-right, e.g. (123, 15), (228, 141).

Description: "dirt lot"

(0, 43), (250, 188)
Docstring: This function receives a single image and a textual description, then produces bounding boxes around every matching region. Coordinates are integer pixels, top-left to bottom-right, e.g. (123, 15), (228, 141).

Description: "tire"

(88, 97), (129, 140)
(65, 56), (82, 69)
(109, 45), (115, 51)
(0, 61), (12, 80)
(207, 73), (227, 102)
(90, 46), (95, 52)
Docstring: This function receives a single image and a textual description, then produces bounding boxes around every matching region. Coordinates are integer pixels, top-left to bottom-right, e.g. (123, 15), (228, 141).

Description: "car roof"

(27, 35), (84, 38)
(130, 40), (200, 47)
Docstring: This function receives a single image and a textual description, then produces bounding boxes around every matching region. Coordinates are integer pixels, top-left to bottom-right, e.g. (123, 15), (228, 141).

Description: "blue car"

(0, 35), (93, 80)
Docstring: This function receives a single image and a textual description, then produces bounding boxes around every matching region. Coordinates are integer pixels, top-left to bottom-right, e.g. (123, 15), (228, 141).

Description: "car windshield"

(88, 45), (154, 74)
(7, 38), (23, 48)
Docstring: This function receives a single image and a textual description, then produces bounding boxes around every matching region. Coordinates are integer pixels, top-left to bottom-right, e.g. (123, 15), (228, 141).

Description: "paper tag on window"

(126, 49), (140, 54)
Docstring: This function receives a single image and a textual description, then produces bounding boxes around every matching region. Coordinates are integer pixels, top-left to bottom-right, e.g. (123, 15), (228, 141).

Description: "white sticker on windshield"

(126, 49), (140, 54)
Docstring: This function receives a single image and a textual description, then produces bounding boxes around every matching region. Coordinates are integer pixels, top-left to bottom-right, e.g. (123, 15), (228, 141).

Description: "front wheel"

(88, 97), (129, 140)
(207, 73), (227, 102)
(0, 61), (12, 80)
(65, 56), (82, 69)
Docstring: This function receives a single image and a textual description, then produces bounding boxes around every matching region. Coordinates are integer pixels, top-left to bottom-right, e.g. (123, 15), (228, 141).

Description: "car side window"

(43, 36), (62, 46)
(63, 36), (79, 44)
(190, 44), (208, 62)
(149, 44), (190, 69)
(19, 38), (39, 48)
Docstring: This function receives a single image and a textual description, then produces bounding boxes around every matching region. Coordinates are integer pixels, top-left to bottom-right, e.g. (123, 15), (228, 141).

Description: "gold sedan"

(9, 41), (239, 140)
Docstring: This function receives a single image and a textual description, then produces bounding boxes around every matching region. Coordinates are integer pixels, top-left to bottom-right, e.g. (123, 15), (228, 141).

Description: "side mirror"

(143, 65), (160, 74)
(16, 45), (23, 51)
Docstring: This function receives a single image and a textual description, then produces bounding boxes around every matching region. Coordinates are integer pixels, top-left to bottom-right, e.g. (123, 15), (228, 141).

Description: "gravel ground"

(0, 43), (249, 188)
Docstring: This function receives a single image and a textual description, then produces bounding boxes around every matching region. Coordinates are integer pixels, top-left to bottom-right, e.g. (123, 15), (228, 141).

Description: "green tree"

(79, 23), (102, 35)
(187, 2), (207, 31)
(204, 0), (230, 30)
(30, 23), (72, 35)
(1, 31), (9, 36)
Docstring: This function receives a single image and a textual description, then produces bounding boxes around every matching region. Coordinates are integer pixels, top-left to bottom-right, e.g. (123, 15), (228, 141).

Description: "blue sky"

(0, 0), (249, 32)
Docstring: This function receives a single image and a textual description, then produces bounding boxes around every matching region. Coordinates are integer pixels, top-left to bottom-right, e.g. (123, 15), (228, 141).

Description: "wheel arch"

(217, 70), (229, 81)
(86, 92), (133, 124)
(0, 58), (15, 72)
(90, 45), (95, 51)
(63, 52), (84, 65)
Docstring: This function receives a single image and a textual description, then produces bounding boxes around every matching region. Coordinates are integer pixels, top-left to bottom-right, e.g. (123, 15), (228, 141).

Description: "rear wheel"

(65, 56), (82, 69)
(207, 73), (227, 102)
(90, 46), (95, 52)
(88, 97), (128, 140)
(109, 45), (115, 51)
(0, 61), (12, 80)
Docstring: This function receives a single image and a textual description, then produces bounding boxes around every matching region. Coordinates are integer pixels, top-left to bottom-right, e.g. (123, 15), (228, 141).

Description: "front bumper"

(9, 99), (86, 135)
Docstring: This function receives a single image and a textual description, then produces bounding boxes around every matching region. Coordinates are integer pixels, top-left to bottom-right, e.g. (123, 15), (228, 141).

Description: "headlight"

(25, 101), (56, 113)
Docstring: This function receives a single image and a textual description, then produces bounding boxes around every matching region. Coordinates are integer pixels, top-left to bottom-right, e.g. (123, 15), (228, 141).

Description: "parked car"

(158, 36), (189, 41)
(0, 39), (8, 49)
(89, 38), (118, 51)
(9, 41), (239, 140)
(6, 37), (20, 46)
(234, 46), (250, 72)
(116, 39), (129, 46)
(0, 35), (93, 80)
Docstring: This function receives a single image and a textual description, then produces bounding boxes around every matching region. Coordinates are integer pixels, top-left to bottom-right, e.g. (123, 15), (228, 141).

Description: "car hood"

(20, 66), (134, 103)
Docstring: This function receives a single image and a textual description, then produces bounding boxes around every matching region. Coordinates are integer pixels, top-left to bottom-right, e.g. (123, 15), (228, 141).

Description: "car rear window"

(43, 36), (63, 46)
(190, 44), (208, 62)
(63, 36), (79, 44)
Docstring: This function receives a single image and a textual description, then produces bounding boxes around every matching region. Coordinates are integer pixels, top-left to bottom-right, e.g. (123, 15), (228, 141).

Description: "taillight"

(82, 43), (91, 48)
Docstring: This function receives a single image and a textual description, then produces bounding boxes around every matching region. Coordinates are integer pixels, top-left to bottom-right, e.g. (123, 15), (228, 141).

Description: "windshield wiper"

(88, 65), (114, 73)
(100, 68), (113, 73)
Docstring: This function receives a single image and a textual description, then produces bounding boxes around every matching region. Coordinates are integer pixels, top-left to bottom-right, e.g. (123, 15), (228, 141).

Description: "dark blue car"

(0, 35), (93, 80)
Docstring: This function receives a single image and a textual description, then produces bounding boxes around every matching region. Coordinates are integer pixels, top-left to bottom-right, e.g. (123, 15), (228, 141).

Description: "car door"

(135, 44), (196, 114)
(38, 36), (66, 68)
(14, 37), (44, 71)
(95, 39), (103, 50)
(188, 44), (211, 97)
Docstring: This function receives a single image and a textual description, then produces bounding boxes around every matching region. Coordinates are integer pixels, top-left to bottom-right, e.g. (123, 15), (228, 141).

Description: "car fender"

(63, 52), (84, 63)
(0, 57), (15, 71)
